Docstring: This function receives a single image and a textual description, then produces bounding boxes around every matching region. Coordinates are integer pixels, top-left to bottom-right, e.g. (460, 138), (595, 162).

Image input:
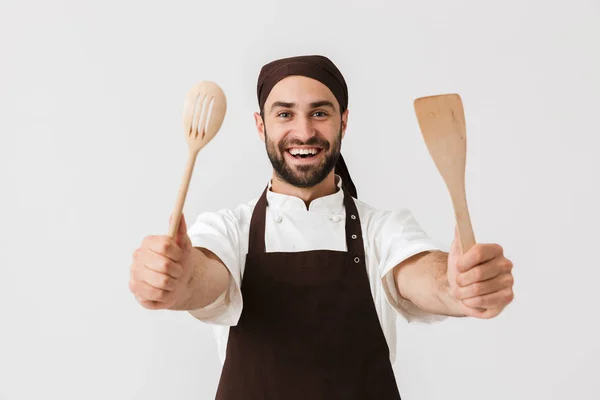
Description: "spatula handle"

(451, 189), (476, 254)
(168, 150), (198, 239)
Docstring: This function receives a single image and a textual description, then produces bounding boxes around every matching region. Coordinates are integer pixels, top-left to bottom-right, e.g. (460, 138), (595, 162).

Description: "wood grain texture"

(168, 81), (227, 239)
(414, 93), (476, 254)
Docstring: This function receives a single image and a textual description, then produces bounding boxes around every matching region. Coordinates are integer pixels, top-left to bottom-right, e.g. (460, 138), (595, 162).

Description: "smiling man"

(129, 55), (515, 399)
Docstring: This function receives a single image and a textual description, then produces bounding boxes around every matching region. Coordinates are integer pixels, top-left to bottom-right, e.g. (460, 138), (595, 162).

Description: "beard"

(264, 127), (342, 188)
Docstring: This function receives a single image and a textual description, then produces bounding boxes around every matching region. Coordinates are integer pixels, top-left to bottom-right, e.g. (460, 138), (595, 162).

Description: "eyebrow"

(269, 100), (337, 112)
(270, 101), (295, 112)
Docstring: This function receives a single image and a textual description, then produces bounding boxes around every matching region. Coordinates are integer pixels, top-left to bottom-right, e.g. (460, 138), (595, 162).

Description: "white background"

(1, 0), (599, 399)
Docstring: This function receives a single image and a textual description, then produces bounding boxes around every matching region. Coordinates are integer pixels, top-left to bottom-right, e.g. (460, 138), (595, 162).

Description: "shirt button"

(330, 214), (340, 222)
(275, 215), (283, 223)
(351, 234), (357, 239)
(354, 257), (360, 263)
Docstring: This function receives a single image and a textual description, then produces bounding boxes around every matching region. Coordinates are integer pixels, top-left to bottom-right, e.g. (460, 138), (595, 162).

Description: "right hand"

(129, 213), (198, 310)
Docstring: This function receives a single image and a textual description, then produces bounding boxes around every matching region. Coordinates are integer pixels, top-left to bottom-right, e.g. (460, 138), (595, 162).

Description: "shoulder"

(352, 197), (416, 228)
(352, 197), (434, 242)
(188, 198), (259, 235)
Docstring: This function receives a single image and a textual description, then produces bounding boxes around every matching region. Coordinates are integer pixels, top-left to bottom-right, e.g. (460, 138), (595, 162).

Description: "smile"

(286, 147), (323, 159)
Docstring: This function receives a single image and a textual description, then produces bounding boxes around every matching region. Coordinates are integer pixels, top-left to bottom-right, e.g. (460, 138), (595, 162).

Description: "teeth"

(289, 148), (319, 155)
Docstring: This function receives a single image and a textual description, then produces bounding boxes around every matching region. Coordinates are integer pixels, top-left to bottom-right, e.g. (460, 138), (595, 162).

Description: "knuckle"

(158, 290), (170, 302)
(159, 259), (172, 272)
(158, 239), (172, 255)
(472, 245), (485, 262)
(505, 274), (514, 287)
(152, 288), (168, 302)
(504, 259), (514, 272)
(159, 275), (171, 289)
(141, 235), (154, 248)
(494, 244), (504, 254)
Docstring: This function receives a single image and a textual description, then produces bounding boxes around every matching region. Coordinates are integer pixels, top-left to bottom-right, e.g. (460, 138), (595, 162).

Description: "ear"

(341, 109), (349, 139)
(254, 112), (265, 142)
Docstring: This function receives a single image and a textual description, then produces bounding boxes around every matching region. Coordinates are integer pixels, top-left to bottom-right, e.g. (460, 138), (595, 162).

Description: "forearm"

(393, 251), (465, 317)
(182, 247), (231, 310)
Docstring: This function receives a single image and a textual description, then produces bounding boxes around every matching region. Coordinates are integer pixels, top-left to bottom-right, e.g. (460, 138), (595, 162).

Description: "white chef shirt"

(187, 175), (446, 365)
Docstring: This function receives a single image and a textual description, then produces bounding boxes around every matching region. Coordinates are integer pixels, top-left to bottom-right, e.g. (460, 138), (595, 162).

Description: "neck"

(270, 170), (338, 208)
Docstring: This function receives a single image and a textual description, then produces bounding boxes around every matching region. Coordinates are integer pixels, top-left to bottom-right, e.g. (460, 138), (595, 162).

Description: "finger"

(455, 273), (513, 300)
(130, 276), (169, 309)
(461, 288), (514, 309)
(134, 293), (166, 310)
(133, 280), (171, 303)
(139, 300), (163, 310)
(457, 243), (504, 272)
(450, 227), (460, 255)
(457, 257), (512, 286)
(176, 213), (192, 250)
(137, 248), (184, 279)
(133, 266), (177, 292)
(462, 305), (504, 319)
(142, 235), (183, 262)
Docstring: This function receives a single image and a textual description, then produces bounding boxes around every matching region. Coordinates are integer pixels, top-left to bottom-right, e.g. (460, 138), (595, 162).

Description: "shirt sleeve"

(185, 209), (244, 326)
(375, 209), (448, 324)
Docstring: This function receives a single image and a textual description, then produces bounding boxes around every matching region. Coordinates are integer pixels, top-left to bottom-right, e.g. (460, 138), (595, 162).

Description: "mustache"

(278, 136), (330, 150)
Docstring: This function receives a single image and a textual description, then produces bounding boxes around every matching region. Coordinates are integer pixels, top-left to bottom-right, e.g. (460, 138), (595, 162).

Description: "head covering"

(256, 55), (357, 198)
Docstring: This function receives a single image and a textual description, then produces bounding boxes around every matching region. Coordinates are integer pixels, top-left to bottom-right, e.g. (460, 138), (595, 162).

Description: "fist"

(129, 213), (197, 310)
(447, 229), (515, 319)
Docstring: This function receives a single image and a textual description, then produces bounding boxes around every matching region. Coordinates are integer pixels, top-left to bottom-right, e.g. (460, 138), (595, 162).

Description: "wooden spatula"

(167, 81), (227, 239)
(414, 93), (475, 254)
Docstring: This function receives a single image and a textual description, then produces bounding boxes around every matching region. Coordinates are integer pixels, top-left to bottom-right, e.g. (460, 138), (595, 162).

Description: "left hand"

(447, 228), (515, 319)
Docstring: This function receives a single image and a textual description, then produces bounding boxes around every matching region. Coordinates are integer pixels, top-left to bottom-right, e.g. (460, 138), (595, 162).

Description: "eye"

(277, 112), (292, 118)
(312, 110), (328, 117)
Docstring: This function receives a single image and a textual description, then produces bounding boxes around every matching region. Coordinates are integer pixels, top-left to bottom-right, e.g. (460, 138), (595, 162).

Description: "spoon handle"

(168, 150), (198, 239)
(449, 185), (476, 254)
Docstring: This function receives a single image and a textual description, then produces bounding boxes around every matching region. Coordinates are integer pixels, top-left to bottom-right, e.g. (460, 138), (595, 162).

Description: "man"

(129, 55), (515, 399)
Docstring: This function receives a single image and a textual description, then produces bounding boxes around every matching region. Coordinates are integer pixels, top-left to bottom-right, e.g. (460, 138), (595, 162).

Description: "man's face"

(256, 76), (348, 188)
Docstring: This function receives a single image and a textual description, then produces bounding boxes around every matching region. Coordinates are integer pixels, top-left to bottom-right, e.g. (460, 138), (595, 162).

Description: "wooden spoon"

(167, 81), (227, 239)
(414, 93), (475, 254)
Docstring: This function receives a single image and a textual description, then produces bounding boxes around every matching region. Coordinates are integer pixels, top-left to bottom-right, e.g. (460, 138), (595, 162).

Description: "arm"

(181, 247), (231, 310)
(393, 250), (465, 317)
(393, 232), (515, 320)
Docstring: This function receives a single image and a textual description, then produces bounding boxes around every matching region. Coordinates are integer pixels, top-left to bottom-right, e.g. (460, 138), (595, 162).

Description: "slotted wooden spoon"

(414, 93), (475, 254)
(167, 81), (227, 239)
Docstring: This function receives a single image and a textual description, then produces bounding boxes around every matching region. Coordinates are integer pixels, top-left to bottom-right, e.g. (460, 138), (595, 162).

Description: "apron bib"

(215, 187), (401, 399)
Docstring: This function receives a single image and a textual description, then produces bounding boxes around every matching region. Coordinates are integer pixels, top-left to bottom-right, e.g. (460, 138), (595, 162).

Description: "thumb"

(450, 226), (460, 255)
(170, 212), (192, 250)
(448, 226), (462, 274)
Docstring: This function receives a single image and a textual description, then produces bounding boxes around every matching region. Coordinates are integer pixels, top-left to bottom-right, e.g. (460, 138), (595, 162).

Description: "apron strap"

(248, 184), (364, 256)
(248, 185), (269, 253)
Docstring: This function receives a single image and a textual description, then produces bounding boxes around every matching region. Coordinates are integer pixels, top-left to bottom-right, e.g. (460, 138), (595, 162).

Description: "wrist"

(438, 276), (468, 317)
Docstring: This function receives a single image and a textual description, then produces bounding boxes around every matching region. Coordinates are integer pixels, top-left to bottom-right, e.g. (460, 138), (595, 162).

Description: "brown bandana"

(256, 55), (357, 198)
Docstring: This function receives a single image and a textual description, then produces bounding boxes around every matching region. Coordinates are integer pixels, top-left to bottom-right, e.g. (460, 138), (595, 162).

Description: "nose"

(293, 115), (316, 141)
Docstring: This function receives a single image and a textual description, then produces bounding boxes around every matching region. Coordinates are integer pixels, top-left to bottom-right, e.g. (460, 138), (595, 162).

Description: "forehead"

(265, 76), (338, 108)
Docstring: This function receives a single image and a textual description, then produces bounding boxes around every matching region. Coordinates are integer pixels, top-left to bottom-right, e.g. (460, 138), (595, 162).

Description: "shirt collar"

(266, 174), (345, 213)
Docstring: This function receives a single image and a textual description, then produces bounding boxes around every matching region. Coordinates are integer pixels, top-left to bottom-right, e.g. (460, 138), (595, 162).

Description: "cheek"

(320, 121), (341, 139)
(265, 124), (287, 142)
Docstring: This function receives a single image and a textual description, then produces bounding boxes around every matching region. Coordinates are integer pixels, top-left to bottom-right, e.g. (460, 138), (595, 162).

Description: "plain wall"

(1, 0), (599, 399)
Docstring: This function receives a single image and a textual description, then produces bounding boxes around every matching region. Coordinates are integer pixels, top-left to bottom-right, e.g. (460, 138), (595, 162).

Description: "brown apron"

(215, 187), (402, 400)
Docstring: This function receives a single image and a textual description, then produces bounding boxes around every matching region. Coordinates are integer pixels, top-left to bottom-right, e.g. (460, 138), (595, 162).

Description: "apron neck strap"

(248, 185), (364, 255)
